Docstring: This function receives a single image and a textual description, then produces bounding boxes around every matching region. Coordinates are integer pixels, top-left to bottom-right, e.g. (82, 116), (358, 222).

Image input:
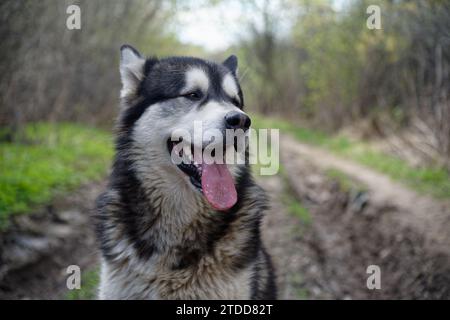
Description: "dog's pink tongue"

(201, 163), (237, 211)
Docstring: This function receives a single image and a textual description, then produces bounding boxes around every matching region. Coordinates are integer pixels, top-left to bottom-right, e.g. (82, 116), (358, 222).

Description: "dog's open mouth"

(167, 139), (237, 211)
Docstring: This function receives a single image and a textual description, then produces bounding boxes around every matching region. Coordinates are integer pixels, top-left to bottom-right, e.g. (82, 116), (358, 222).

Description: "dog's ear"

(223, 55), (238, 74)
(120, 44), (145, 97)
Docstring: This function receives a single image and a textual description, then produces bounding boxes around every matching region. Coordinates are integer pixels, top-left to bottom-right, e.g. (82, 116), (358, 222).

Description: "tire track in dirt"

(259, 134), (450, 299)
(0, 182), (103, 299)
(281, 134), (450, 249)
(258, 174), (312, 299)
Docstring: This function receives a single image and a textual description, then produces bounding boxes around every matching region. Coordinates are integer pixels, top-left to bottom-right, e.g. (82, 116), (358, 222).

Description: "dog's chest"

(98, 255), (253, 300)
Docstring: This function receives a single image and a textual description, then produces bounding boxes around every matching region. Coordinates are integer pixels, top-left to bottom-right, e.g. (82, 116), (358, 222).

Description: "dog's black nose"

(225, 112), (251, 131)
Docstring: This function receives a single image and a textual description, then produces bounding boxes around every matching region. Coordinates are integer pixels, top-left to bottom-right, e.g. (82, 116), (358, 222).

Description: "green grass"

(289, 273), (310, 299)
(0, 123), (113, 229)
(277, 165), (312, 225)
(286, 198), (312, 225)
(252, 115), (450, 199)
(325, 168), (367, 193)
(65, 268), (99, 300)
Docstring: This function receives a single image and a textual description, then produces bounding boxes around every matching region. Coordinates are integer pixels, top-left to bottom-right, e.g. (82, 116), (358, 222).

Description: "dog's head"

(117, 45), (251, 211)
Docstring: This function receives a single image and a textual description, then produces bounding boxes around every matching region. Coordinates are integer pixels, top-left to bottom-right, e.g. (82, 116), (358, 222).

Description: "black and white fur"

(94, 45), (276, 299)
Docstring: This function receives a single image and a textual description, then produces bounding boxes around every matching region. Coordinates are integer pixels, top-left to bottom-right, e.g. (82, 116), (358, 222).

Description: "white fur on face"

(183, 68), (209, 94)
(131, 103), (209, 207)
(187, 100), (232, 134)
(222, 73), (240, 103)
(131, 99), (246, 183)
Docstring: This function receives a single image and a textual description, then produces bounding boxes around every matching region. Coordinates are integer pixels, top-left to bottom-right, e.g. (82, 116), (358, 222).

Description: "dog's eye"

(231, 97), (240, 107)
(183, 90), (203, 101)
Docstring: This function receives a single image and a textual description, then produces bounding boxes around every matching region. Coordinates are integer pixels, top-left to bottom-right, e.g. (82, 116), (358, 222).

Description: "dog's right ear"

(120, 44), (145, 97)
(223, 55), (238, 74)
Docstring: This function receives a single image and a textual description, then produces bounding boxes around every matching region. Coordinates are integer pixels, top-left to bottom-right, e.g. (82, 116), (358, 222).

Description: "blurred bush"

(237, 0), (450, 169)
(0, 0), (198, 131)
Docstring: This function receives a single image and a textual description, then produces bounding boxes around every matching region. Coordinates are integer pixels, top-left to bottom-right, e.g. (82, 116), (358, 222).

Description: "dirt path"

(260, 134), (450, 299)
(259, 175), (312, 299)
(281, 134), (450, 249)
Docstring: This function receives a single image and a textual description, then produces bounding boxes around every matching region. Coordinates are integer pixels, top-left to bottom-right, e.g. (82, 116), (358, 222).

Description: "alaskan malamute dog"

(94, 45), (276, 299)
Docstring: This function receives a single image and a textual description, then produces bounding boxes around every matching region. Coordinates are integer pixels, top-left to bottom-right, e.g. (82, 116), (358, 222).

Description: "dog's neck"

(111, 151), (214, 245)
(139, 167), (213, 246)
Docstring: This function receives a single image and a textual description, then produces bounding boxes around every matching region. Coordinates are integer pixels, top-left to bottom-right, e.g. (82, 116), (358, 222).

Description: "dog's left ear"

(223, 55), (238, 74)
(120, 44), (145, 97)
